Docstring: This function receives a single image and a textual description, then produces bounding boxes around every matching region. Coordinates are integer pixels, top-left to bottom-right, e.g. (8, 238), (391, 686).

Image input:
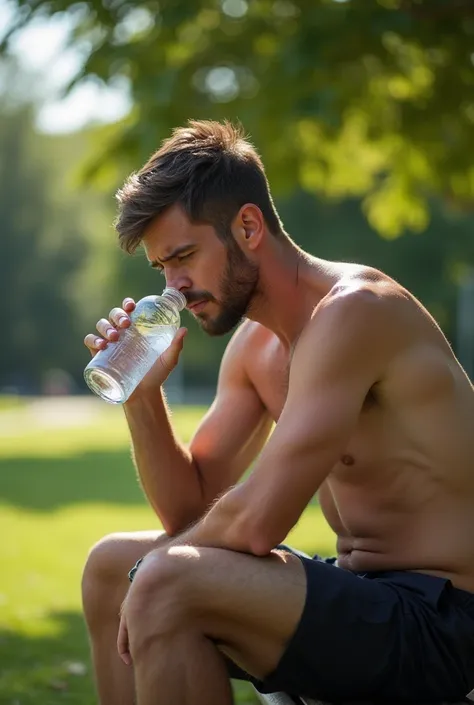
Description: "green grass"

(0, 399), (336, 705)
(0, 394), (26, 411)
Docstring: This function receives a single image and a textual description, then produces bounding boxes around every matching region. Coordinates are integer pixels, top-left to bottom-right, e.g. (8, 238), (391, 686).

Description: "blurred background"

(0, 1), (473, 703)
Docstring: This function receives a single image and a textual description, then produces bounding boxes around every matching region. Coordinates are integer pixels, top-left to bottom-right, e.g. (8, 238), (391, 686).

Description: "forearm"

(127, 486), (264, 584)
(124, 387), (209, 535)
(168, 483), (260, 555)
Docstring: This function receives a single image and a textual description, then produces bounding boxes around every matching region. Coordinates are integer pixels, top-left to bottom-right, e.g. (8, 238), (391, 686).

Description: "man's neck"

(246, 241), (338, 349)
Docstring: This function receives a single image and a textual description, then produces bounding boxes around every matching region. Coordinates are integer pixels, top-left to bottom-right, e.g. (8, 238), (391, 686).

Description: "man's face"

(142, 205), (260, 336)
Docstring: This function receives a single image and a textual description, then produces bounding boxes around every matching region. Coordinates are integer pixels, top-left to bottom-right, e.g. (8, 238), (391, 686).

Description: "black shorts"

(226, 545), (474, 703)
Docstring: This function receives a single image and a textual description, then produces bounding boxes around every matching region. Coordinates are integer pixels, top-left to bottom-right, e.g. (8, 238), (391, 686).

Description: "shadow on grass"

(0, 450), (147, 511)
(0, 610), (260, 705)
(0, 449), (321, 513)
(0, 611), (95, 705)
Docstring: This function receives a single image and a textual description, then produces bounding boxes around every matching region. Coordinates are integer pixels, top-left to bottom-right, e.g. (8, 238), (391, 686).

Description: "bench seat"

(255, 688), (467, 705)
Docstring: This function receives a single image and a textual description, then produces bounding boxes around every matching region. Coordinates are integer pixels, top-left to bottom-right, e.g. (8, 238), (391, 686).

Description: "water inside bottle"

(85, 324), (175, 404)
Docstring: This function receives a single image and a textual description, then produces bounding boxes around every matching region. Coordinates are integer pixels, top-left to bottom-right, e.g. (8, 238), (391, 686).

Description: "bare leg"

(125, 545), (307, 705)
(81, 530), (171, 705)
(132, 628), (234, 705)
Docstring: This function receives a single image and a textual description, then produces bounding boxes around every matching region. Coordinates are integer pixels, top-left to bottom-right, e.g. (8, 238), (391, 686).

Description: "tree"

(0, 107), (87, 391)
(3, 0), (474, 237)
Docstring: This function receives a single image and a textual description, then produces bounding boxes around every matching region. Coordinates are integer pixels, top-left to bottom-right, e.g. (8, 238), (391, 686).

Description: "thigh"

(157, 544), (307, 682)
(160, 546), (401, 701)
(223, 543), (313, 689)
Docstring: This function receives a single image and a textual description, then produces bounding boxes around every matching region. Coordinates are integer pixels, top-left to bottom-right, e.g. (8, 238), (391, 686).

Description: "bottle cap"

(161, 287), (187, 311)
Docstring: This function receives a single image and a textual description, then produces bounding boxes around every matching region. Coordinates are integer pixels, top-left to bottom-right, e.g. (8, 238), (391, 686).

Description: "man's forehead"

(145, 206), (189, 237)
(142, 208), (190, 252)
(143, 207), (217, 257)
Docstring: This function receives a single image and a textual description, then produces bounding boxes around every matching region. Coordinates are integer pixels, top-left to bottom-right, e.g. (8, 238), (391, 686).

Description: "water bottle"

(84, 287), (187, 404)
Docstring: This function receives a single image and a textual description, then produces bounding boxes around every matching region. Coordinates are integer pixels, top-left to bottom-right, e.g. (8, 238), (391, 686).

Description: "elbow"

(236, 516), (279, 557)
(218, 510), (270, 556)
(247, 515), (285, 556)
(161, 518), (182, 538)
(250, 518), (283, 555)
(224, 498), (280, 556)
(248, 534), (275, 557)
(216, 487), (280, 556)
(162, 502), (206, 538)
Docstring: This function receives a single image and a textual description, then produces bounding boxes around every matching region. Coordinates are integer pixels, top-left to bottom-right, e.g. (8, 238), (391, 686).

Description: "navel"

(340, 454), (355, 466)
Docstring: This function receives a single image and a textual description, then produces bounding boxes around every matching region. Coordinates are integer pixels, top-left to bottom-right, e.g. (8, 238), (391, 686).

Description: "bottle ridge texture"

(84, 287), (186, 404)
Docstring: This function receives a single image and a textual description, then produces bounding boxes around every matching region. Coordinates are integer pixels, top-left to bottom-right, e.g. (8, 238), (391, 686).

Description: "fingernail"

(119, 316), (128, 325)
(96, 338), (104, 348)
(107, 328), (117, 337)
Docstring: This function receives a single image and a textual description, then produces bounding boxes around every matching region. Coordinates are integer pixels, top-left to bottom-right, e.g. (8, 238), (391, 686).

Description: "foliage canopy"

(3, 0), (474, 237)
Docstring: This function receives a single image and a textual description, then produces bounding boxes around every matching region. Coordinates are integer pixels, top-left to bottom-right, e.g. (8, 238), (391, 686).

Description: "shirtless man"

(82, 120), (474, 705)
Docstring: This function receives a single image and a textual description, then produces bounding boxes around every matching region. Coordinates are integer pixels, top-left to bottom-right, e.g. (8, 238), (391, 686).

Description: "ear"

(232, 204), (265, 252)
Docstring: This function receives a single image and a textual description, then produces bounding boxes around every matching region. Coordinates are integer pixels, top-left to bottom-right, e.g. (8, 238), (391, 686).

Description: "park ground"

(0, 396), (336, 704)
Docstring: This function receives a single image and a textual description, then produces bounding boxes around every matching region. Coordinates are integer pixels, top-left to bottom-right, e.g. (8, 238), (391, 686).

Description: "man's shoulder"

(229, 318), (276, 347)
(221, 319), (275, 372)
(306, 269), (459, 398)
(312, 270), (410, 339)
(291, 271), (420, 385)
(327, 265), (407, 306)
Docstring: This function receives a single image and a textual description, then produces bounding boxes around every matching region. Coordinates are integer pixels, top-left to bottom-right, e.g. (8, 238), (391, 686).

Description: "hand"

(117, 607), (132, 667)
(84, 297), (136, 358)
(83, 298), (188, 393)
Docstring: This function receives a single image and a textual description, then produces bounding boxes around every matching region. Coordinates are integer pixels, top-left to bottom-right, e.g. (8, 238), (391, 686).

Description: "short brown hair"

(115, 120), (284, 254)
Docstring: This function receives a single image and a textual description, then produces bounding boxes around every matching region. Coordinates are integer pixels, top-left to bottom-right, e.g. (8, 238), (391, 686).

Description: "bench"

(255, 692), (322, 704)
(256, 693), (466, 704)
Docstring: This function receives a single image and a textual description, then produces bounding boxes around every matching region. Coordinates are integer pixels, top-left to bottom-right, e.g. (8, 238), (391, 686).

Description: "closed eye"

(151, 251), (194, 274)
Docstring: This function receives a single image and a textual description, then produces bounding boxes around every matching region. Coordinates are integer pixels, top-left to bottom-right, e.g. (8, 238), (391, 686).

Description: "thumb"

(159, 327), (187, 373)
(117, 615), (132, 666)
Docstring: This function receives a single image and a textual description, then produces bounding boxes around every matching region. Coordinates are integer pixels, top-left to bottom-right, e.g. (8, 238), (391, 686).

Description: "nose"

(164, 271), (192, 295)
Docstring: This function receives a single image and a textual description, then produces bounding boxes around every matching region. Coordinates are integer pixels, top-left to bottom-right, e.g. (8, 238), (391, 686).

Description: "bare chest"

(245, 328), (474, 582)
(247, 330), (474, 492)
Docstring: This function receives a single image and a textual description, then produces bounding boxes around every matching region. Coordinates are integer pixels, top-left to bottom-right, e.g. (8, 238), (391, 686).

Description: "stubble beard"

(197, 239), (260, 337)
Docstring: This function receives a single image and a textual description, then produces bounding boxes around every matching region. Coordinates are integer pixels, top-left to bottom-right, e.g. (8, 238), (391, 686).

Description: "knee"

(126, 548), (195, 650)
(81, 533), (132, 622)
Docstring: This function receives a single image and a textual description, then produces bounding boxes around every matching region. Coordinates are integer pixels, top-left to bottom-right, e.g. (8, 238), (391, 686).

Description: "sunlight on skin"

(167, 545), (202, 558)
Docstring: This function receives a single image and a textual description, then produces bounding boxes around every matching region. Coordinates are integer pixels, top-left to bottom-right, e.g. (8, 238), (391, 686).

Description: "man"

(82, 120), (474, 705)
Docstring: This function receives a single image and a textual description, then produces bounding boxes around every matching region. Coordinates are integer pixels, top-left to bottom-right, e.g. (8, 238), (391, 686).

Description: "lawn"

(0, 398), (336, 705)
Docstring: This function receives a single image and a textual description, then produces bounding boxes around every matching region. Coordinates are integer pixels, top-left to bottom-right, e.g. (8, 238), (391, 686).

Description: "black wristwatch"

(128, 557), (144, 583)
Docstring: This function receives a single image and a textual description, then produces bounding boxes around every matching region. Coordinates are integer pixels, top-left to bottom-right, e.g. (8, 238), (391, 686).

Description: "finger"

(159, 328), (187, 372)
(117, 618), (132, 666)
(96, 318), (120, 341)
(174, 327), (188, 343)
(122, 298), (136, 312)
(167, 327), (188, 356)
(84, 333), (107, 356)
(108, 307), (131, 329)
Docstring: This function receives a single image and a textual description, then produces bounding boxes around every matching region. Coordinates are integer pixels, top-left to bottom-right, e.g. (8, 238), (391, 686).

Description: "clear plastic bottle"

(84, 287), (187, 404)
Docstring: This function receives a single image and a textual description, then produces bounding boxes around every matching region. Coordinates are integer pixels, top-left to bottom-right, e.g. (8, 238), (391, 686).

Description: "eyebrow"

(149, 244), (196, 269)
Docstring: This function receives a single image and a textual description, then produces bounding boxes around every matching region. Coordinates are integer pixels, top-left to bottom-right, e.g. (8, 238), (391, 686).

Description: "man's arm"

(172, 290), (402, 554)
(124, 321), (273, 536)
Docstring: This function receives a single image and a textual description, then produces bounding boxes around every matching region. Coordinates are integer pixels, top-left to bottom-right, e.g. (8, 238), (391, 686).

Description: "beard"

(192, 238), (260, 336)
